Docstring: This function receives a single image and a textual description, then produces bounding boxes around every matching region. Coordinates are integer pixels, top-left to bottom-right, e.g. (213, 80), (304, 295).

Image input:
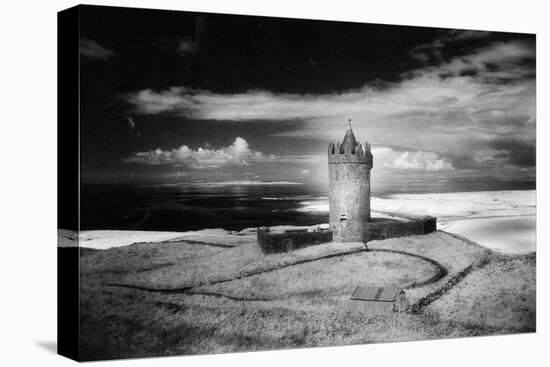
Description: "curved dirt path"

(106, 247), (449, 303)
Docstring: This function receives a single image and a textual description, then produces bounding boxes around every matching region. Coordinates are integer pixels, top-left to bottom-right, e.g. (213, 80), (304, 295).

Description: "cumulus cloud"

(80, 38), (114, 60)
(125, 137), (275, 169)
(385, 151), (454, 171)
(371, 146), (453, 171)
(123, 37), (535, 171)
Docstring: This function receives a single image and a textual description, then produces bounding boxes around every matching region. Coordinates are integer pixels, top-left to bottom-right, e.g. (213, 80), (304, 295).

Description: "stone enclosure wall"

(367, 216), (437, 241)
(257, 227), (334, 254)
(256, 216), (436, 254)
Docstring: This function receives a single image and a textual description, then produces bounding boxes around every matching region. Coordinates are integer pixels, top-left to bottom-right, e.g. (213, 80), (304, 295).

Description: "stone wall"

(367, 216), (437, 242)
(256, 216), (436, 254)
(257, 227), (333, 254)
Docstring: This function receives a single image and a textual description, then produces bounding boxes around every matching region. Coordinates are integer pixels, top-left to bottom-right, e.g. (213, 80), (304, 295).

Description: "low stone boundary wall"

(257, 227), (333, 254)
(256, 216), (436, 253)
(367, 216), (437, 241)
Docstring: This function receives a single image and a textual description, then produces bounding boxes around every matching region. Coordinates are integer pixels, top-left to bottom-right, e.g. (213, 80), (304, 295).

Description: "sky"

(79, 5), (536, 189)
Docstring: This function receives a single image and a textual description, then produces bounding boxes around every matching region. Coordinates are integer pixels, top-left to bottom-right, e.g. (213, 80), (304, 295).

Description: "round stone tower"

(328, 122), (373, 242)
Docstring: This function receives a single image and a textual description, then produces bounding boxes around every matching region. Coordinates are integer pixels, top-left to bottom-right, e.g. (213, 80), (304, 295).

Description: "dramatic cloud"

(124, 39), (534, 119)
(487, 138), (536, 167)
(123, 36), (535, 171)
(371, 147), (453, 172)
(385, 151), (454, 171)
(424, 39), (536, 83)
(125, 137), (275, 169)
(408, 29), (491, 64)
(79, 38), (114, 60)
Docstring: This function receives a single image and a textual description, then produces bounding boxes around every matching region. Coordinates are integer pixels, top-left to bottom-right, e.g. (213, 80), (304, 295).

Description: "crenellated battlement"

(328, 140), (373, 166)
(328, 121), (373, 166)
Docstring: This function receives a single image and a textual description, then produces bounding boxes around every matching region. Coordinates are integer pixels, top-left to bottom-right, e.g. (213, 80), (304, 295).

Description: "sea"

(80, 179), (535, 232)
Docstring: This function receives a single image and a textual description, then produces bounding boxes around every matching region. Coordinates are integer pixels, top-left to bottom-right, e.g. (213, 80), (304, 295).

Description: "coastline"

(299, 189), (536, 254)
(60, 189), (536, 254)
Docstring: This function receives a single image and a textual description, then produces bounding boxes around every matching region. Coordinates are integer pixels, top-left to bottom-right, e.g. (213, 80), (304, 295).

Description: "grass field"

(75, 230), (535, 361)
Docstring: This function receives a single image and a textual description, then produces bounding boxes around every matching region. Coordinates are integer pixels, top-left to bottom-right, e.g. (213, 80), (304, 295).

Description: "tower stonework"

(328, 123), (373, 242)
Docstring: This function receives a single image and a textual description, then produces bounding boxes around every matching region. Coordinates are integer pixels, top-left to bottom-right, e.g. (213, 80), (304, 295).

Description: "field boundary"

(105, 247), (450, 302)
(368, 248), (448, 288)
(105, 247), (367, 293)
(409, 254), (491, 313)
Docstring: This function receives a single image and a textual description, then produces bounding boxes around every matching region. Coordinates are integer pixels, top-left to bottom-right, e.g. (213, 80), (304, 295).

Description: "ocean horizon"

(79, 179), (535, 232)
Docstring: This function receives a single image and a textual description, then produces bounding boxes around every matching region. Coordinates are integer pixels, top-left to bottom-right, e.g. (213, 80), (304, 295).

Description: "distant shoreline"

(60, 189), (536, 254)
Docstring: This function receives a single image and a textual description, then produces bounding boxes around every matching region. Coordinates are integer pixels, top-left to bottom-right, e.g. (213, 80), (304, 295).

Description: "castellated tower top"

(328, 121), (373, 167)
(341, 121), (358, 152)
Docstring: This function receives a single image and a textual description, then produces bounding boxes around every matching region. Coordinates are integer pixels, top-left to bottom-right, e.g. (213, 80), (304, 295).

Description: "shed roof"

(351, 286), (401, 302)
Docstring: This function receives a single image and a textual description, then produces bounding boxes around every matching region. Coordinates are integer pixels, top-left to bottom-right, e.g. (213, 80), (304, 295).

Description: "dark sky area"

(78, 5), (536, 187)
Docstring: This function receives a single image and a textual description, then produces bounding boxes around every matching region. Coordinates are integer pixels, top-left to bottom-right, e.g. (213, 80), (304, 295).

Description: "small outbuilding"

(349, 286), (409, 316)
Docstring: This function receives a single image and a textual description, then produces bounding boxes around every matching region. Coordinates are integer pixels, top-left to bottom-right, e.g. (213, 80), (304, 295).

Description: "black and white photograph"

(54, 2), (538, 363)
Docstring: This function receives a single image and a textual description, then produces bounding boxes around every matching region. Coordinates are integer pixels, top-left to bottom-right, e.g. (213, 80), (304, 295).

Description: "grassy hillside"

(77, 230), (535, 361)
